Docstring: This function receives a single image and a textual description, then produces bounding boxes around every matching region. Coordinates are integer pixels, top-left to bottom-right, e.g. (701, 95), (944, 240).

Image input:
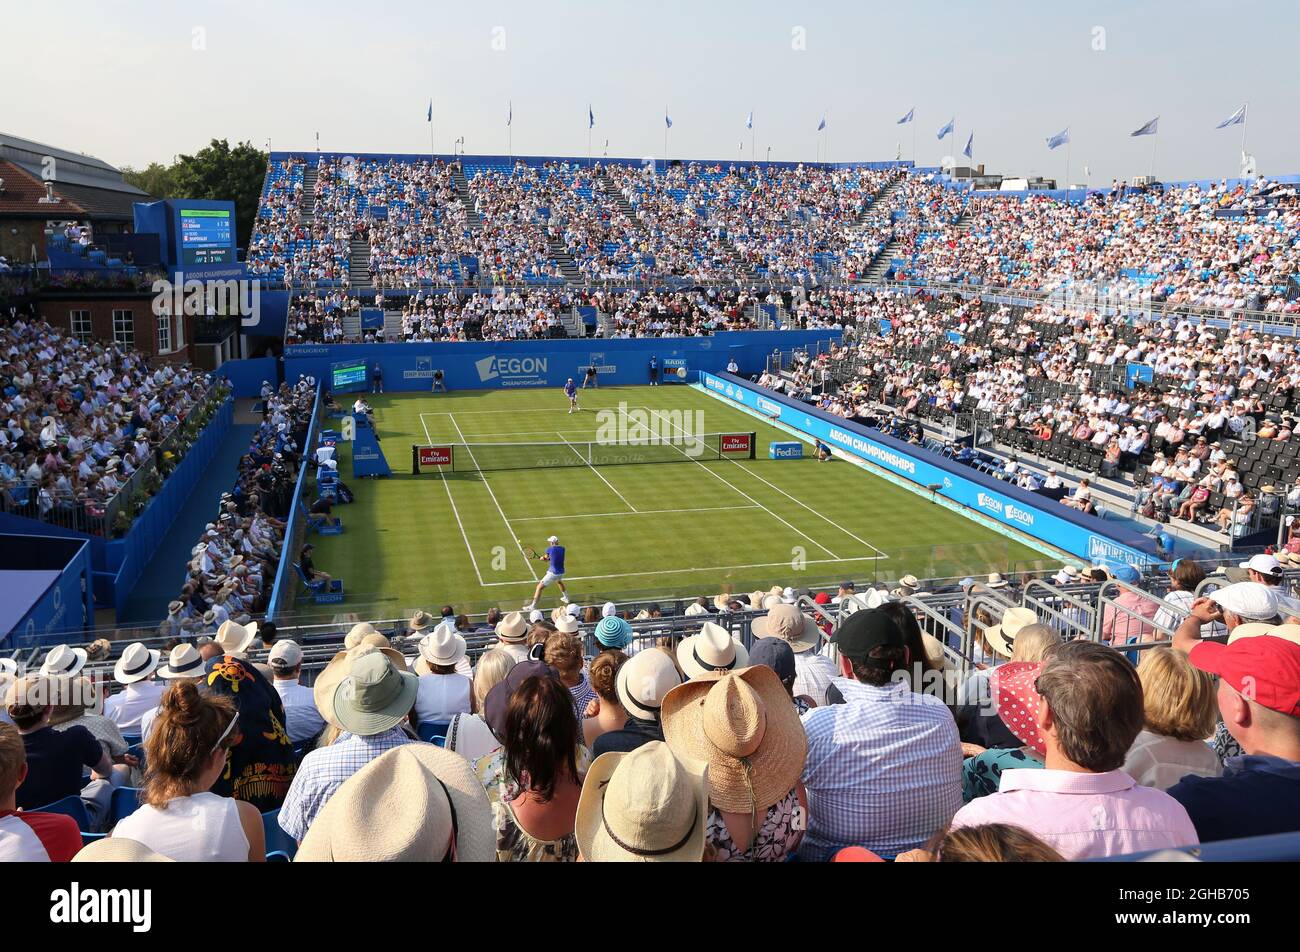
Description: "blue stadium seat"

(110, 786), (144, 825)
(262, 808), (298, 859)
(416, 721), (451, 744)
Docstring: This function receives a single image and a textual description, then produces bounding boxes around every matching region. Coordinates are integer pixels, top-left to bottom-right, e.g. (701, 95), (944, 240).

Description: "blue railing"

(265, 384), (322, 621)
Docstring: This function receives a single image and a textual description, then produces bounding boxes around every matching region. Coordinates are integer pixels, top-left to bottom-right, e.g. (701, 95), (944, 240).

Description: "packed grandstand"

(3, 135), (1300, 868)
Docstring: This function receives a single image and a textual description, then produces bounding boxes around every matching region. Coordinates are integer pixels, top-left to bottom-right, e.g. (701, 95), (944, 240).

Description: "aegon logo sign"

(475, 356), (549, 383)
(976, 493), (1004, 516)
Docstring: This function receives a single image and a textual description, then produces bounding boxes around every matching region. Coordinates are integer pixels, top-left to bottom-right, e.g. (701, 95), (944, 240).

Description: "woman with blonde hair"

(446, 648), (515, 761)
(111, 681), (265, 861)
(1123, 647), (1221, 789)
(896, 823), (1065, 862)
(582, 649), (628, 747)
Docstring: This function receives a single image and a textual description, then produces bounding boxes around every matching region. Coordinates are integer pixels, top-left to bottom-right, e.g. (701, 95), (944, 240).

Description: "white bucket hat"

(113, 642), (161, 685)
(676, 623), (749, 680)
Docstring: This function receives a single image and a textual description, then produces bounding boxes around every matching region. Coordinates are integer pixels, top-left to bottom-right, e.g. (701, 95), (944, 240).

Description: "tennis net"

(412, 432), (757, 474)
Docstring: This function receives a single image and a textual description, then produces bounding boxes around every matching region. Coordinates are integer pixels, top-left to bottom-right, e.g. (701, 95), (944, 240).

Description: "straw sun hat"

(661, 665), (807, 815)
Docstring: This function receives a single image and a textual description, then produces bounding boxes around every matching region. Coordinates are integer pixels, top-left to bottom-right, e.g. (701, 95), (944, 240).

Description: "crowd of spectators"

(0, 318), (219, 534)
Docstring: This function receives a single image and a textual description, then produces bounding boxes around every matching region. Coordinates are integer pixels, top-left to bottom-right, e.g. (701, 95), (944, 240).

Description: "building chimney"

(38, 181), (59, 204)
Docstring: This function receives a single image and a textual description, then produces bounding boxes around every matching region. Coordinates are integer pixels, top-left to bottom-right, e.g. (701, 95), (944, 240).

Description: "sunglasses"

(210, 709), (240, 755)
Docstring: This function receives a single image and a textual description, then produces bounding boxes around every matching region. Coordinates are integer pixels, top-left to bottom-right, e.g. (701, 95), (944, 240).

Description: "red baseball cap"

(1190, 636), (1300, 717)
(813, 591), (831, 605)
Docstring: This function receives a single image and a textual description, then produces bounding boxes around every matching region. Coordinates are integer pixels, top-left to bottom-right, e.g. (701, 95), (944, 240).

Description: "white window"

(112, 309), (134, 349)
(157, 313), (172, 353)
(70, 309), (92, 343)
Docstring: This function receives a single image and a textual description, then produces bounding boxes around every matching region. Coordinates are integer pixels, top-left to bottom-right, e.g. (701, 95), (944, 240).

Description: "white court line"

(555, 431), (638, 512)
(644, 405), (890, 560)
(617, 405), (842, 560)
(448, 412), (538, 581)
(478, 555), (885, 587)
(513, 505), (760, 522)
(420, 413), (485, 586)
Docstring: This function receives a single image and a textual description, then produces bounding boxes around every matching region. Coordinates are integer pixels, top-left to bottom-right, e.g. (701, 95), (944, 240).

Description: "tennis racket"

(519, 541), (539, 560)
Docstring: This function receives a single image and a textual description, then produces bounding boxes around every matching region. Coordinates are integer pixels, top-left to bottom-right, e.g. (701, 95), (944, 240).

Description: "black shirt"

(16, 726), (103, 811)
(592, 716), (663, 757)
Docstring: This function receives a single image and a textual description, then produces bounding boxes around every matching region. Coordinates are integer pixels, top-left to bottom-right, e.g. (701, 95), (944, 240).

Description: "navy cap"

(749, 637), (796, 683)
(483, 659), (561, 741)
(831, 609), (905, 662)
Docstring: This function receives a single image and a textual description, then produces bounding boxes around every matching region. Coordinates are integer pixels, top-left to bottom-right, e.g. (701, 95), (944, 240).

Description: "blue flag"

(746, 110), (754, 130)
(1216, 104), (1247, 129)
(817, 115), (827, 132)
(897, 108), (914, 125)
(1046, 127), (1070, 150)
(962, 132), (973, 159)
(427, 100), (432, 123)
(665, 111), (672, 129)
(1130, 116), (1159, 137)
(589, 105), (595, 129)
(936, 118), (954, 140)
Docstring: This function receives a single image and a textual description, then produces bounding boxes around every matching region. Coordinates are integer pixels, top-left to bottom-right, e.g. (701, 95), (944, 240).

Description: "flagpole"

(1149, 130), (1158, 180)
(911, 116), (916, 168)
(1242, 101), (1250, 172)
(1065, 134), (1072, 203)
(429, 101), (435, 162)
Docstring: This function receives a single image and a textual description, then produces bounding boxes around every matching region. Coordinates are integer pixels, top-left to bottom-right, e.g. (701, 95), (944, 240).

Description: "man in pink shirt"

(949, 641), (1199, 860)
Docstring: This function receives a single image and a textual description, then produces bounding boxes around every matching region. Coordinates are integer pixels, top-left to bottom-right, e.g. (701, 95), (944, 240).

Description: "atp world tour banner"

(699, 371), (1159, 568)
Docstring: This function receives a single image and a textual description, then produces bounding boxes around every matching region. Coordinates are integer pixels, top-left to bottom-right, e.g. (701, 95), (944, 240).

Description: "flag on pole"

(427, 100), (432, 122)
(1130, 117), (1159, 137)
(665, 110), (672, 129)
(746, 111), (754, 130)
(1046, 127), (1070, 150)
(962, 132), (973, 159)
(507, 101), (512, 127)
(936, 118), (954, 140)
(589, 105), (595, 129)
(897, 108), (914, 125)
(1216, 104), (1247, 128)
(817, 115), (827, 132)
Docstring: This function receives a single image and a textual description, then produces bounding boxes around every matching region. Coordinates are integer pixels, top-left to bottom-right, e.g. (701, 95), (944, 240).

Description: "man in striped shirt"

(799, 609), (962, 861)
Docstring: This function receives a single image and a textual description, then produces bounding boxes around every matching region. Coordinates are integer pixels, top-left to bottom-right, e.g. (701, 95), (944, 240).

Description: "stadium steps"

(716, 233), (761, 281)
(559, 308), (586, 337)
(595, 168), (638, 222)
(547, 235), (582, 283)
(853, 174), (907, 228)
(300, 165), (318, 223)
(348, 238), (372, 288)
(341, 307), (362, 339)
(383, 311), (405, 339)
(452, 165), (482, 228)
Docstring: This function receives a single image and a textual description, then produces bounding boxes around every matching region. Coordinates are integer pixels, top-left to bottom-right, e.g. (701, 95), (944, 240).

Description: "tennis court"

(292, 385), (1046, 621)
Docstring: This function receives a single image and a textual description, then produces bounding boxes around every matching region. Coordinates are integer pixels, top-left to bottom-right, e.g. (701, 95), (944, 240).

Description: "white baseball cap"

(601, 601), (617, 618)
(1239, 554), (1283, 577)
(547, 535), (559, 543)
(1209, 582), (1281, 621)
(268, 640), (303, 669)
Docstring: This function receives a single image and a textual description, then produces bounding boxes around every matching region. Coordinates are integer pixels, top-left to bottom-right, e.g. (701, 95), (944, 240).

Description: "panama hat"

(550, 607), (571, 625)
(751, 603), (819, 653)
(39, 644), (87, 678)
(713, 594), (733, 611)
(676, 623), (748, 680)
(344, 622), (380, 649)
(985, 572), (1009, 589)
(415, 627), (467, 673)
(554, 614), (580, 635)
(314, 643), (411, 729)
(215, 619), (258, 656)
(495, 611), (528, 644)
(201, 610), (218, 627)
(920, 632), (953, 670)
(296, 745), (493, 863)
(767, 585), (785, 598)
(661, 665), (807, 814)
(407, 610), (435, 632)
(984, 606), (1037, 659)
(1226, 622), (1300, 647)
(0, 658), (18, 677)
(747, 591), (767, 610)
(684, 601), (711, 617)
(616, 648), (683, 723)
(167, 600), (185, 615)
(332, 649), (419, 736)
(113, 642), (160, 685)
(73, 838), (174, 863)
(595, 615), (634, 649)
(575, 743), (709, 863)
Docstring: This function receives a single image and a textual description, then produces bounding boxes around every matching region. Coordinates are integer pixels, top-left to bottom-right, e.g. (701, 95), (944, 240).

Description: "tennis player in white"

(523, 535), (570, 610)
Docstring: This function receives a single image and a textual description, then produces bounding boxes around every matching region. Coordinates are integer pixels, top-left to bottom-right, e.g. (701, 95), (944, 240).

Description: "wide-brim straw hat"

(676, 623), (748, 680)
(661, 665), (807, 814)
(554, 615), (580, 635)
(158, 643), (206, 679)
(314, 643), (410, 729)
(984, 606), (1037, 659)
(344, 622), (380, 649)
(73, 838), (174, 863)
(408, 611), (435, 632)
(416, 627), (467, 671)
(985, 573), (1009, 589)
(575, 743), (709, 863)
(615, 649), (683, 723)
(296, 745), (494, 862)
(751, 603), (820, 653)
(113, 642), (161, 684)
(39, 644), (87, 678)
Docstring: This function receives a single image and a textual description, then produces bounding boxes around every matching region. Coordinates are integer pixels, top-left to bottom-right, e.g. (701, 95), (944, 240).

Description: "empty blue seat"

(262, 808), (298, 859)
(416, 720), (451, 744)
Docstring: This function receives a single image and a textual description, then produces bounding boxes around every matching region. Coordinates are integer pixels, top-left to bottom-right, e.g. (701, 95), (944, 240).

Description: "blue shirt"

(546, 545), (566, 574)
(1167, 754), (1300, 843)
(649, 357), (658, 369)
(564, 381), (576, 398)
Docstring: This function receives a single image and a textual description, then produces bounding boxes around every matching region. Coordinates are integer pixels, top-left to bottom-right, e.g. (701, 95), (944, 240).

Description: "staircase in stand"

(348, 238), (372, 289)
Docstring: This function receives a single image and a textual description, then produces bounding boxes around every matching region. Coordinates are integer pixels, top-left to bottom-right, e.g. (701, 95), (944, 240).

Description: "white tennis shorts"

(540, 570), (564, 586)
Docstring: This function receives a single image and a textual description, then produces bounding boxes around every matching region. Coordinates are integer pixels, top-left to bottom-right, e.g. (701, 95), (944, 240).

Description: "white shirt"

(445, 712), (499, 762)
(1122, 730), (1223, 791)
(793, 651), (837, 707)
(113, 792), (249, 862)
(272, 678), (327, 744)
(413, 673), (472, 724)
(104, 680), (167, 733)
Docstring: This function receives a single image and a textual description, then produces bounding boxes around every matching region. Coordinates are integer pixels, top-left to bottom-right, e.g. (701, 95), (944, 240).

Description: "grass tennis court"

(289, 385), (1048, 622)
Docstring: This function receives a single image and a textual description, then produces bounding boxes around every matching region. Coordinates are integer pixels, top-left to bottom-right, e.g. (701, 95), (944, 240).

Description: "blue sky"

(3, 0), (1292, 184)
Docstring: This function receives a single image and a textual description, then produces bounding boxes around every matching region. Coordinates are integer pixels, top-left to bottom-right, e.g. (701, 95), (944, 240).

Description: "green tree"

(122, 139), (267, 250)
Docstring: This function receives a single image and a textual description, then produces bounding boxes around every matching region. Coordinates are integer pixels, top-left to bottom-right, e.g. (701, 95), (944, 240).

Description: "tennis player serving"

(564, 376), (579, 414)
(523, 534), (569, 611)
